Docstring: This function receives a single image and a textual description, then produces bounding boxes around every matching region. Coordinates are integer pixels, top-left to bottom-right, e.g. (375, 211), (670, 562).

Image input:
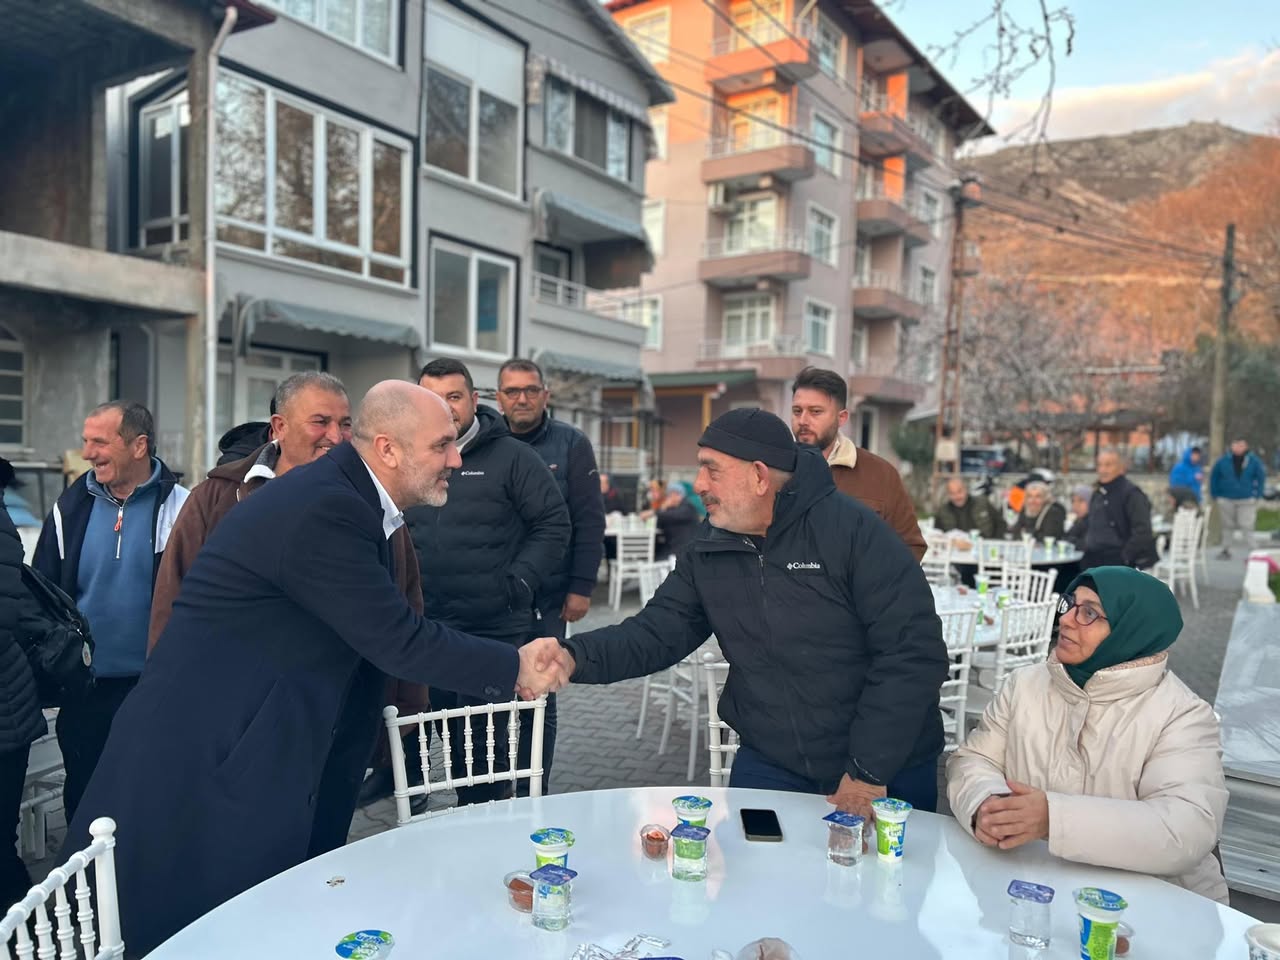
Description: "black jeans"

(56, 676), (138, 825)
(426, 688), (557, 804)
(728, 744), (940, 813)
(1, 745), (32, 910)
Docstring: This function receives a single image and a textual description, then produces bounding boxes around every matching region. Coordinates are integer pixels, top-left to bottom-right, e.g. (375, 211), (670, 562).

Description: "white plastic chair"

(920, 531), (955, 586)
(997, 561), (1031, 601)
(1021, 569), (1057, 604)
(1, 817), (123, 959)
(1196, 502), (1213, 583)
(976, 539), (1031, 589)
(965, 599), (1057, 719)
(635, 559), (680, 739)
(382, 699), (546, 825)
(19, 724), (63, 860)
(609, 529), (656, 610)
(702, 656), (738, 787)
(938, 607), (979, 752)
(1153, 509), (1201, 609)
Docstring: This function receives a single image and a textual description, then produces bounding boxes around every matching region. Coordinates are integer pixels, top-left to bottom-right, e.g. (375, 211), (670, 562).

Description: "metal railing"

(706, 128), (811, 158)
(530, 272), (645, 325)
(709, 17), (815, 57)
(702, 229), (809, 259)
(698, 334), (806, 360)
(850, 355), (912, 378)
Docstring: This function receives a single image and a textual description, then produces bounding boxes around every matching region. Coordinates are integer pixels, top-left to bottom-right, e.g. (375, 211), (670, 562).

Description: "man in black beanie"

(539, 408), (948, 817)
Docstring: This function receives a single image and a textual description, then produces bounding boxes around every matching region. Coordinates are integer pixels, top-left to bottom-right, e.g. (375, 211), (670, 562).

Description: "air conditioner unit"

(707, 183), (733, 212)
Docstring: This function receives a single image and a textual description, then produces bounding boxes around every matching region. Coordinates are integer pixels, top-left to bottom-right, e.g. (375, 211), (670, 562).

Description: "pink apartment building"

(608, 0), (992, 475)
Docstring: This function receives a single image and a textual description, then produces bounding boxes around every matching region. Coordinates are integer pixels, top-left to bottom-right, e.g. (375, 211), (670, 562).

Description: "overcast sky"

(885, 0), (1279, 145)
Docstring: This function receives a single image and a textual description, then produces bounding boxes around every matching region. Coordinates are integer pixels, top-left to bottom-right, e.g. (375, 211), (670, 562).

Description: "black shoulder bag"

(17, 564), (95, 707)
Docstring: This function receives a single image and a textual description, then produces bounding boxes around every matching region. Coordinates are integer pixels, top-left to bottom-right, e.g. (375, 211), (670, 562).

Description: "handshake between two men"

(515, 636), (577, 701)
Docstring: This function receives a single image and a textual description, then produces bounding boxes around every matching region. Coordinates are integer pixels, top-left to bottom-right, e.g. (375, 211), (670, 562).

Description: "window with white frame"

(649, 108), (668, 160)
(729, 0), (784, 47)
(920, 190), (940, 233)
(215, 344), (323, 438)
(807, 204), (837, 265)
(851, 324), (867, 367)
(804, 299), (833, 355)
(138, 89), (190, 247)
(425, 1), (523, 195)
(854, 237), (870, 284)
(544, 76), (633, 181)
(727, 94), (781, 152)
(811, 113), (838, 174)
(624, 8), (670, 63)
(260, 0), (397, 60)
(0, 326), (25, 446)
(721, 293), (773, 348)
(425, 66), (521, 194)
(429, 238), (515, 356)
(643, 200), (665, 256)
(212, 72), (411, 285)
(624, 296), (663, 349)
(919, 266), (937, 305)
(724, 195), (776, 253)
(811, 10), (844, 80)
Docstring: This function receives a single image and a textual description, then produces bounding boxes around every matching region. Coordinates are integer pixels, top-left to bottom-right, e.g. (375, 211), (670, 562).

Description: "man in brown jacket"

(147, 370), (428, 854)
(790, 367), (926, 561)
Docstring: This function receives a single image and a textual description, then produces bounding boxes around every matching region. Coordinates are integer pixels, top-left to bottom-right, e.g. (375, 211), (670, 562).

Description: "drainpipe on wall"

(205, 6), (238, 470)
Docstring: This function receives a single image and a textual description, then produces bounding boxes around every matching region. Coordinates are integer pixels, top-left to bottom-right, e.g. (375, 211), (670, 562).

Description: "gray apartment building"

(609, 0), (991, 475)
(0, 0), (671, 501)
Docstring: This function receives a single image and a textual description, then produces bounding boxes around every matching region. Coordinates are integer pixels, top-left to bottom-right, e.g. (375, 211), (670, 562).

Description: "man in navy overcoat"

(66, 382), (560, 954)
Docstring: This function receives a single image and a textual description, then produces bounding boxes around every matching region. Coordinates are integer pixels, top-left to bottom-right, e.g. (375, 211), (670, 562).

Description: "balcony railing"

(531, 272), (644, 325)
(702, 230), (809, 259)
(856, 181), (928, 217)
(698, 334), (806, 360)
(855, 270), (910, 296)
(707, 128), (810, 158)
(709, 17), (814, 57)
(851, 355), (911, 378)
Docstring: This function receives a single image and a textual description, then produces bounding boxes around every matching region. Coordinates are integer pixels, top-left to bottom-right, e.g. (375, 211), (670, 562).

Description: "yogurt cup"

(1248, 924), (1280, 960)
(1043, 536), (1057, 552)
(530, 827), (575, 868)
(671, 795), (712, 827)
(1074, 887), (1127, 960)
(334, 930), (394, 959)
(870, 798), (912, 861)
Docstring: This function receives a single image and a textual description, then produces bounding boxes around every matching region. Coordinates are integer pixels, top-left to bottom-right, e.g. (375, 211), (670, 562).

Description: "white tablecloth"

(145, 787), (1259, 958)
(948, 545), (1083, 568)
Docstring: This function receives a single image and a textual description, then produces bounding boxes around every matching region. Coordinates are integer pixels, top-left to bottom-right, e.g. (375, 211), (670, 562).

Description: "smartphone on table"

(740, 808), (783, 842)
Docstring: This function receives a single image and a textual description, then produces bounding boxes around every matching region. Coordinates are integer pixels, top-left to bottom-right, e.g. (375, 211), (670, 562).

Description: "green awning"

(242, 297), (422, 351)
(537, 350), (646, 383)
(649, 370), (757, 389)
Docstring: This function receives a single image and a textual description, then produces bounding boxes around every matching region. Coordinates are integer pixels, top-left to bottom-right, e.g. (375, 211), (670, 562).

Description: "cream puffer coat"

(947, 651), (1229, 903)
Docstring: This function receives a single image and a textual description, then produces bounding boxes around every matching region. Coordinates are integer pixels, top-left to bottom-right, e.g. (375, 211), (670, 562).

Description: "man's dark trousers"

(56, 676), (138, 824)
(727, 743), (939, 813)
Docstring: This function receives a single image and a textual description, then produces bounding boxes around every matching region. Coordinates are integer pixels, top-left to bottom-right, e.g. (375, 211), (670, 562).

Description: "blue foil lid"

(1074, 887), (1127, 911)
(530, 864), (577, 885)
(823, 811), (865, 829)
(1008, 880), (1055, 904)
(671, 823), (710, 841)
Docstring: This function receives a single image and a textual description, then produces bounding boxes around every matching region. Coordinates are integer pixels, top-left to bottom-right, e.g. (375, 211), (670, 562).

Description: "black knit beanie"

(697, 408), (797, 471)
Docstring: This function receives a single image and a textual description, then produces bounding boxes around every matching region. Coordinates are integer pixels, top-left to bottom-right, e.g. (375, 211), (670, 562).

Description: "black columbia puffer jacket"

(404, 405), (570, 646)
(562, 446), (947, 791)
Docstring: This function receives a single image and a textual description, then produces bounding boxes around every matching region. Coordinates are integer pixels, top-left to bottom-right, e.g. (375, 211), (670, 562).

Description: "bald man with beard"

(66, 381), (563, 955)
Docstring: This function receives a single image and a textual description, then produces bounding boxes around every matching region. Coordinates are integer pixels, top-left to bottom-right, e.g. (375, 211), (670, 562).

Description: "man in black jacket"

(543, 408), (948, 816)
(407, 359), (570, 800)
(1082, 450), (1157, 570)
(496, 358), (605, 638)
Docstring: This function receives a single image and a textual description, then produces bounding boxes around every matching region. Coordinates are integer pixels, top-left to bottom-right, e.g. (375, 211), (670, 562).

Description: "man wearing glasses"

(496, 359), (606, 641)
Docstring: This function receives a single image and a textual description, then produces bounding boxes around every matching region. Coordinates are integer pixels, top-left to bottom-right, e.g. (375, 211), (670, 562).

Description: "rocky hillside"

(957, 122), (1279, 356)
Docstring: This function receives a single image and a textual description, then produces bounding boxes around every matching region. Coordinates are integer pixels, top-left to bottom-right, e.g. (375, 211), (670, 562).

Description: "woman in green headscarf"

(947, 566), (1229, 903)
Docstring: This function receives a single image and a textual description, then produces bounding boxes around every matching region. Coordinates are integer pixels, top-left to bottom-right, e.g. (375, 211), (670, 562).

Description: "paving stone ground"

(25, 545), (1280, 922)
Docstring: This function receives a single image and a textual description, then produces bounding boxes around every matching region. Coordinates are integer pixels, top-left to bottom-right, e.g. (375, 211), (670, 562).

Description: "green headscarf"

(1062, 566), (1183, 688)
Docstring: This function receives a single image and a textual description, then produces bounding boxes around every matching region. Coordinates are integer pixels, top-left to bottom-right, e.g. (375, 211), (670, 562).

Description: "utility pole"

(1208, 224), (1237, 466)
(933, 175), (981, 489)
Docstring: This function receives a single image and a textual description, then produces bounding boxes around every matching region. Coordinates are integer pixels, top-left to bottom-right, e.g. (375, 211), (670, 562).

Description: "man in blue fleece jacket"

(32, 401), (188, 821)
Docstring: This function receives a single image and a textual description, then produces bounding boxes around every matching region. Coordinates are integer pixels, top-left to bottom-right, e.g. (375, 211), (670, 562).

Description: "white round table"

(145, 787), (1259, 958)
(949, 545), (1084, 568)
